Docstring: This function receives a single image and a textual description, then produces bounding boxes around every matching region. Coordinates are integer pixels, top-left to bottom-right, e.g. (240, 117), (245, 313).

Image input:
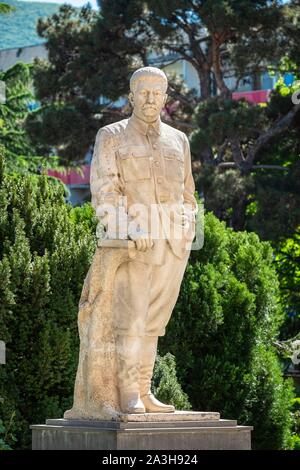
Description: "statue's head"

(129, 66), (168, 122)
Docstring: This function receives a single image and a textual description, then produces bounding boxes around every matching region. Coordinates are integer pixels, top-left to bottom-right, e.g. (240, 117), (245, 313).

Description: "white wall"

(0, 43), (47, 71)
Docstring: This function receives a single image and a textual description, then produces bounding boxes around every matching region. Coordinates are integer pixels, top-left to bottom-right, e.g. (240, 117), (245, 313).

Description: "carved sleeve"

(90, 128), (126, 236)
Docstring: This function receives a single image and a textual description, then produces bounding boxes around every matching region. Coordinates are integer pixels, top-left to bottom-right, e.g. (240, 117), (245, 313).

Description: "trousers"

(112, 239), (190, 337)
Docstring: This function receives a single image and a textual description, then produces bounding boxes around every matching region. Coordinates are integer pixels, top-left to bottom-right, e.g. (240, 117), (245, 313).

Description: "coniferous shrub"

(0, 150), (187, 448)
(0, 151), (96, 449)
(159, 212), (294, 449)
(153, 353), (191, 411)
(0, 145), (294, 449)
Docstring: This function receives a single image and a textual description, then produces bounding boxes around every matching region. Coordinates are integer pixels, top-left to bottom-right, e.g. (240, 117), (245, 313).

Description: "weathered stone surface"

(49, 411), (220, 426)
(119, 410), (220, 422)
(65, 67), (199, 419)
(31, 412), (252, 450)
(63, 246), (130, 421)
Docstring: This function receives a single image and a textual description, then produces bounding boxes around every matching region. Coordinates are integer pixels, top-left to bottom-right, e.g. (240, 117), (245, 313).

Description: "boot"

(139, 336), (175, 413)
(116, 335), (145, 414)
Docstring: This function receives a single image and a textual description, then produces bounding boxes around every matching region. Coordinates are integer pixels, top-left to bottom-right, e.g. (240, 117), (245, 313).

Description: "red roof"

(48, 164), (90, 186)
(232, 89), (271, 104)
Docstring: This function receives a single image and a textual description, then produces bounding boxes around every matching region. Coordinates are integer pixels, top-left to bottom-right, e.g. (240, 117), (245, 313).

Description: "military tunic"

(90, 113), (197, 336)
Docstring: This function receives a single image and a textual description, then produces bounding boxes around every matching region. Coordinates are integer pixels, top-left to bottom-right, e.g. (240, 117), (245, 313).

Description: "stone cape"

(64, 243), (134, 421)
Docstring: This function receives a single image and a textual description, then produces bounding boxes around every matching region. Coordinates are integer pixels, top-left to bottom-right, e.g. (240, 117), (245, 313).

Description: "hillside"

(0, 0), (61, 50)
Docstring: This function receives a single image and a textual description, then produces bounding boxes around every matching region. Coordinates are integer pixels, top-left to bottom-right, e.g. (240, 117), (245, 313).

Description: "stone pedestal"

(31, 411), (252, 450)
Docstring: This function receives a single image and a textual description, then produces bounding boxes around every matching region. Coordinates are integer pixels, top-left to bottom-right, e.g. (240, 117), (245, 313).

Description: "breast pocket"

(163, 147), (184, 182)
(118, 146), (151, 182)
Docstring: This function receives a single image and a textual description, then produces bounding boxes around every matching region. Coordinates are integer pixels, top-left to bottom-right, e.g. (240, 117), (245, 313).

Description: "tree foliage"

(159, 212), (294, 449)
(26, 0), (300, 239)
(0, 149), (96, 449)
(0, 149), (189, 448)
(153, 353), (191, 411)
(0, 63), (33, 160)
(0, 2), (15, 15)
(27, 2), (147, 164)
(275, 229), (300, 339)
(0, 63), (60, 174)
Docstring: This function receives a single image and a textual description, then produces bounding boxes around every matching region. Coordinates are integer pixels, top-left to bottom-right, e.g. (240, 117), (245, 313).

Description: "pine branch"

(218, 162), (291, 171)
(0, 3), (15, 14)
(244, 102), (300, 171)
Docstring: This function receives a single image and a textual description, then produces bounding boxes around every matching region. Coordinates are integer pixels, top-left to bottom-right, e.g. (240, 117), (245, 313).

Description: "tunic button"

(153, 143), (158, 149)
(155, 161), (159, 166)
(157, 176), (163, 183)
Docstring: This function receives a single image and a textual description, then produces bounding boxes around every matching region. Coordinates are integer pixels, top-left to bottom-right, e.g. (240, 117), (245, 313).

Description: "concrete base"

(31, 411), (252, 450)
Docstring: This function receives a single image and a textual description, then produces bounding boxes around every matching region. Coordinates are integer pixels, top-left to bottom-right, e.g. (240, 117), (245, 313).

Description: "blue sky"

(19, 0), (99, 9)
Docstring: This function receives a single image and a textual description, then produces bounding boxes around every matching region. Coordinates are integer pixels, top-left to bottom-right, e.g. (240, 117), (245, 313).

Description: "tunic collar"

(128, 112), (162, 136)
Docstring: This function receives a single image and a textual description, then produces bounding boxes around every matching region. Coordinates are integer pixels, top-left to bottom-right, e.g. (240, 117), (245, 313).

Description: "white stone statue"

(64, 67), (197, 420)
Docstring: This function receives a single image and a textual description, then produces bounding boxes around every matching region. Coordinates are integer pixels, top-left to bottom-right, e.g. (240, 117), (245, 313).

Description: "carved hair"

(130, 66), (168, 93)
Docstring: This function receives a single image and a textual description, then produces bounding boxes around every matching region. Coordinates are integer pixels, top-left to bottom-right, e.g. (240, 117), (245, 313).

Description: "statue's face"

(129, 77), (167, 122)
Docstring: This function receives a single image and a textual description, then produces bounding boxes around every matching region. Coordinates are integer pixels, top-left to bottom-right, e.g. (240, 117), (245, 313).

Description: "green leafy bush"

(289, 397), (300, 450)
(159, 212), (294, 449)
(0, 149), (189, 448)
(0, 152), (96, 448)
(153, 353), (191, 411)
(0, 419), (11, 450)
(0, 146), (294, 449)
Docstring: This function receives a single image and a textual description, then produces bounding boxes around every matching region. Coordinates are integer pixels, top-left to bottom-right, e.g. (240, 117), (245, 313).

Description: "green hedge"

(0, 153), (188, 449)
(159, 212), (294, 449)
(0, 153), (96, 449)
(0, 149), (294, 449)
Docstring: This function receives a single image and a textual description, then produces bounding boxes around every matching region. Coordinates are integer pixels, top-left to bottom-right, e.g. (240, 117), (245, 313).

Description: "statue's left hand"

(133, 234), (154, 252)
(130, 232), (154, 251)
